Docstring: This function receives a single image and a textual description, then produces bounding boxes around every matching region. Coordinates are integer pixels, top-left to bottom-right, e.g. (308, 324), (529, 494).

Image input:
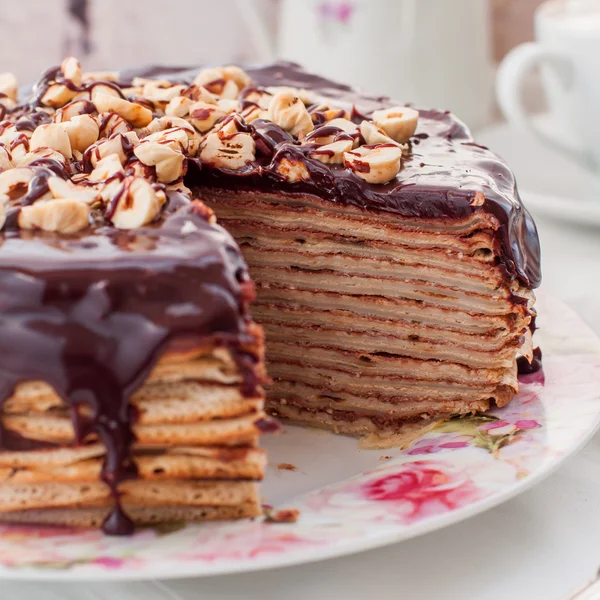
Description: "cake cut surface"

(0, 57), (540, 531)
(180, 62), (541, 439)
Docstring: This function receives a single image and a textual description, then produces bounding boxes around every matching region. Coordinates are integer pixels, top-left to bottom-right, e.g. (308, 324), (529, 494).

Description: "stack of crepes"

(208, 186), (536, 440)
(0, 338), (268, 529)
(195, 65), (540, 442)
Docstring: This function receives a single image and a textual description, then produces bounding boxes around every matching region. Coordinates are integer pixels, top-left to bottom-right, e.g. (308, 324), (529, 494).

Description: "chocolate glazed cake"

(0, 57), (540, 532)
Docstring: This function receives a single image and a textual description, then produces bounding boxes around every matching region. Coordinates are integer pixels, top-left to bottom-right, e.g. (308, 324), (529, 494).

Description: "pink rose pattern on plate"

(0, 293), (599, 577)
(361, 461), (484, 523)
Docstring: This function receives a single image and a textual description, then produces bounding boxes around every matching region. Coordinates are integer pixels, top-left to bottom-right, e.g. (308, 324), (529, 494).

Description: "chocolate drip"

(517, 347), (543, 375)
(0, 200), (260, 534)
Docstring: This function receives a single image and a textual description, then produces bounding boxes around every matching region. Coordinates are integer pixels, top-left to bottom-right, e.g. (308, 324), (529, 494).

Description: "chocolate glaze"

(0, 170), (261, 533)
(129, 62), (540, 288)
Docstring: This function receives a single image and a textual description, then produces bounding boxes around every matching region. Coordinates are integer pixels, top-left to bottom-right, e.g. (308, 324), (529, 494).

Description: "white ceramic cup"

(266, 0), (494, 130)
(496, 0), (600, 172)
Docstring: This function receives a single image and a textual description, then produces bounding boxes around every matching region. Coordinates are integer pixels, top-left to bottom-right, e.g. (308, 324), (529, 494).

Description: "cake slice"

(0, 57), (540, 533)
(0, 58), (271, 533)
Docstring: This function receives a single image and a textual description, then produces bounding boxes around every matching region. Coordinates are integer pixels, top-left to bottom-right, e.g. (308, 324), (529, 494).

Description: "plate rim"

(1, 293), (599, 582)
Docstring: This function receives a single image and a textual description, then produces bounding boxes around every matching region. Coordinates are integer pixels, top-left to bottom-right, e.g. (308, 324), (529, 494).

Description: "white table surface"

(5, 124), (600, 600)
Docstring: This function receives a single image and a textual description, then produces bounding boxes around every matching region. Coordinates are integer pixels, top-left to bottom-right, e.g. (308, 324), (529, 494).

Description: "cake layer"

(0, 443), (264, 477)
(265, 342), (516, 386)
(202, 185), (535, 432)
(273, 403), (442, 437)
(0, 504), (260, 528)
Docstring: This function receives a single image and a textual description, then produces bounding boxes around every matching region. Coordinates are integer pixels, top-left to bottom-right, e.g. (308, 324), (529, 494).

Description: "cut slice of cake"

(185, 63), (541, 439)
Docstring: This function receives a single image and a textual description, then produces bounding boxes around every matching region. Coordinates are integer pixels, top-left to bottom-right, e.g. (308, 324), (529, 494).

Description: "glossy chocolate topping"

(132, 62), (540, 288)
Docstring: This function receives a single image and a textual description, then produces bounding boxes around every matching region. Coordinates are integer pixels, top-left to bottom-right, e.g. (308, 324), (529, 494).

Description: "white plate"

(0, 293), (599, 582)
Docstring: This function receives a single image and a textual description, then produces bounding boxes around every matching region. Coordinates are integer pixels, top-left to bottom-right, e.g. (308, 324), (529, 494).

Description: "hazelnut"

(343, 144), (403, 184)
(19, 198), (90, 234)
(182, 84), (218, 104)
(143, 127), (189, 152)
(309, 139), (353, 164)
(188, 101), (227, 133)
(371, 106), (419, 143)
(7, 135), (30, 164)
(110, 176), (162, 229)
(275, 157), (310, 183)
(0, 145), (13, 171)
(217, 98), (240, 114)
(133, 141), (185, 183)
(359, 120), (400, 146)
(309, 118), (359, 146)
(0, 72), (18, 102)
(0, 97), (16, 111)
(88, 154), (124, 182)
(93, 93), (153, 128)
(214, 114), (246, 136)
(167, 180), (193, 196)
(142, 81), (186, 105)
(61, 57), (83, 86)
(86, 132), (136, 167)
(30, 123), (73, 159)
(54, 99), (98, 123)
(144, 116), (200, 155)
(61, 114), (100, 153)
(41, 84), (78, 109)
(268, 92), (314, 138)
(310, 103), (350, 122)
(193, 67), (242, 98)
(48, 177), (100, 204)
(145, 116), (196, 136)
(0, 125), (29, 147)
(242, 88), (272, 110)
(200, 131), (255, 170)
(240, 104), (267, 123)
(327, 118), (358, 132)
(222, 66), (252, 90)
(17, 147), (66, 167)
(97, 112), (133, 136)
(82, 71), (119, 83)
(165, 96), (194, 118)
(90, 84), (121, 103)
(0, 167), (34, 201)
(267, 86), (316, 106)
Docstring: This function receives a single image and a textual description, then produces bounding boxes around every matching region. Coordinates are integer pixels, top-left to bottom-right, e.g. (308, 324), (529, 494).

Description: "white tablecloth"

(6, 124), (600, 600)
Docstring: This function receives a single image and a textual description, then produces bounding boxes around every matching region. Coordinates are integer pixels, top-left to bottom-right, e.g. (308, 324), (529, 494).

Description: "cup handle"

(496, 42), (590, 169)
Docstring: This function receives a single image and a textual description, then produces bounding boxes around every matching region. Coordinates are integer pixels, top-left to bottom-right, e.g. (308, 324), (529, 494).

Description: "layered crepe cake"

(0, 58), (540, 532)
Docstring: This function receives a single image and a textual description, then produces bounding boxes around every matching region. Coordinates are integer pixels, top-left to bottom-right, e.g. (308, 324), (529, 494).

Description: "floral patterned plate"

(1, 292), (599, 581)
